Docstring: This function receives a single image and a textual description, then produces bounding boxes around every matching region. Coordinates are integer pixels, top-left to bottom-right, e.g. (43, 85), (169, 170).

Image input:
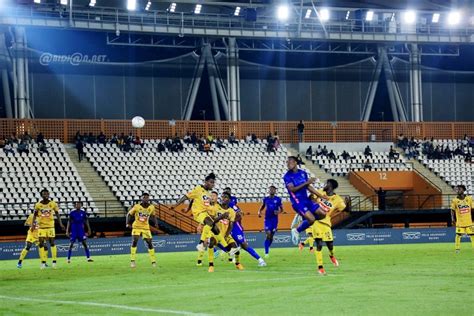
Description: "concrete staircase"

(406, 157), (455, 208)
(65, 147), (126, 217)
(287, 148), (375, 211)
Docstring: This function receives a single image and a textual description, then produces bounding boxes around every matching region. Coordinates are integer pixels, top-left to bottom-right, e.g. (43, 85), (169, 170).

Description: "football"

(131, 116), (145, 128)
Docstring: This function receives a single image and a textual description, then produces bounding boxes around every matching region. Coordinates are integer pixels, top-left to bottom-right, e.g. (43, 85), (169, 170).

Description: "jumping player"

(283, 156), (326, 245)
(32, 189), (65, 269)
(258, 185), (283, 257)
(451, 185), (474, 253)
(66, 202), (93, 263)
(126, 193), (158, 268)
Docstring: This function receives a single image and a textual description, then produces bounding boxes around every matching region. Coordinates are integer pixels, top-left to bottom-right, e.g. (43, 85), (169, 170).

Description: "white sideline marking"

(0, 295), (210, 316)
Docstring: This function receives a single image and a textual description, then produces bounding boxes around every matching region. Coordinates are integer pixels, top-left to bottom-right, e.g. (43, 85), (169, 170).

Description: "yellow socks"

(316, 250), (323, 267)
(208, 248), (214, 266)
(455, 235), (461, 250)
(51, 245), (57, 261)
(148, 248), (156, 263)
(19, 249), (28, 262)
(329, 248), (335, 257)
(131, 246), (137, 261)
(304, 237), (314, 248)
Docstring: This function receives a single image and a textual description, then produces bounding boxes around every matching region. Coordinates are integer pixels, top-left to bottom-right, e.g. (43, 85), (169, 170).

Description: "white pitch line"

(0, 295), (210, 316)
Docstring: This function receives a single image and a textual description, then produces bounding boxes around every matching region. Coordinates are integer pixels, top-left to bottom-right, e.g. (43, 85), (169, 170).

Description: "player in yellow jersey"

(126, 193), (158, 268)
(311, 179), (351, 275)
(450, 185), (474, 253)
(32, 189), (65, 269)
(173, 173), (238, 255)
(17, 212), (47, 268)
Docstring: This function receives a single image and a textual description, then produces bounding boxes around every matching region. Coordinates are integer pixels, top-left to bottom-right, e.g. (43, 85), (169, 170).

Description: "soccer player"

(258, 185), (283, 257)
(126, 193), (158, 268)
(450, 184), (474, 253)
(223, 187), (238, 208)
(311, 179), (351, 275)
(32, 189), (65, 269)
(173, 173), (237, 254)
(17, 212), (46, 268)
(66, 201), (93, 263)
(283, 156), (327, 245)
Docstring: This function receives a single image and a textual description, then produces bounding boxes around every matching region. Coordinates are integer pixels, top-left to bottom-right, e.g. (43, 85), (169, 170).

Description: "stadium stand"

(84, 140), (304, 208)
(0, 139), (95, 220)
(417, 139), (473, 195)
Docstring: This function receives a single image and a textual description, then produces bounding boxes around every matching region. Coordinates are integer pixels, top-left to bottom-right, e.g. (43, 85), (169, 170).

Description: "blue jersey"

(283, 169), (311, 206)
(229, 196), (238, 208)
(263, 196), (282, 219)
(69, 209), (88, 234)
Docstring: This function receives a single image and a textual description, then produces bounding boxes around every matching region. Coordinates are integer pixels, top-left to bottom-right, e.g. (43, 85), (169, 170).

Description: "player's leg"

(130, 233), (140, 267)
(291, 202), (325, 244)
(234, 250), (243, 270)
(326, 241), (339, 267)
(38, 235), (47, 268)
(314, 238), (326, 275)
(17, 241), (33, 268)
(67, 240), (75, 263)
(208, 237), (216, 272)
(81, 239), (93, 262)
(144, 237), (156, 267)
(264, 230), (274, 257)
(49, 236), (58, 268)
(454, 231), (462, 253)
(300, 231), (314, 253)
(240, 241), (266, 266)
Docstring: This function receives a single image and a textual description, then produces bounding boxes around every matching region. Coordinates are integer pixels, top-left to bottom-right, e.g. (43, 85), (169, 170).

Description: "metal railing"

(2, 5), (473, 39)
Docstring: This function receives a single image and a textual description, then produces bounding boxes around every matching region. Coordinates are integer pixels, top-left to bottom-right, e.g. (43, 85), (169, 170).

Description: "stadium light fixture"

(276, 5), (289, 21)
(390, 13), (395, 22)
(145, 1), (151, 11)
(194, 4), (202, 14)
(365, 10), (374, 21)
(431, 13), (440, 23)
(34, 0), (41, 3)
(319, 8), (329, 21)
(403, 10), (416, 24)
(345, 10), (350, 20)
(447, 11), (461, 25)
(169, 2), (176, 13)
(89, 0), (96, 7)
(127, 0), (137, 11)
(60, 0), (68, 5)
(305, 9), (312, 19)
(234, 6), (241, 16)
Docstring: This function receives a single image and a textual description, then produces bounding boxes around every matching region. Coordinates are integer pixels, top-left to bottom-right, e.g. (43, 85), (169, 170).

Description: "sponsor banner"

(0, 228), (465, 260)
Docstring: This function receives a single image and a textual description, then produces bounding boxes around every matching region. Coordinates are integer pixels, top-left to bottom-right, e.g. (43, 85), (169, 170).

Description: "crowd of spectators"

(1, 131), (48, 155)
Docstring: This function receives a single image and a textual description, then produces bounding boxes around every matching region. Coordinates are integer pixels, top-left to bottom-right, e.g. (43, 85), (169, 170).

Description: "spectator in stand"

(173, 134), (183, 151)
(321, 145), (328, 157)
(17, 140), (29, 155)
(157, 141), (166, 153)
(3, 142), (14, 155)
(388, 146), (399, 160)
(198, 141), (205, 152)
(408, 137), (418, 149)
(76, 138), (84, 162)
(266, 141), (276, 154)
(341, 150), (354, 161)
(110, 133), (118, 145)
(206, 133), (215, 144)
(296, 154), (305, 166)
(315, 145), (322, 156)
(190, 132), (198, 145)
(397, 133), (409, 150)
(183, 132), (191, 144)
(462, 134), (469, 147)
(9, 133), (19, 144)
(443, 146), (453, 159)
(97, 132), (106, 144)
(134, 136), (144, 149)
(297, 120), (304, 143)
(327, 150), (336, 161)
(364, 145), (373, 158)
(117, 134), (125, 150)
(203, 142), (213, 153)
(39, 142), (48, 154)
(216, 137), (226, 149)
(245, 133), (252, 143)
(273, 135), (280, 151)
(164, 137), (173, 151)
(0, 138), (4, 150)
(74, 131), (82, 143)
(454, 146), (464, 157)
(126, 133), (134, 144)
(305, 146), (313, 160)
(364, 158), (372, 171)
(86, 133), (96, 144)
(464, 152), (472, 163)
(251, 133), (259, 144)
(36, 132), (45, 145)
(228, 132), (239, 145)
(122, 141), (134, 152)
(22, 132), (32, 144)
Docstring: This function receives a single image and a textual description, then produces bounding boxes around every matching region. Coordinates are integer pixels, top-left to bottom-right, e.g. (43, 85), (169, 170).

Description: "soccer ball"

(131, 116), (145, 129)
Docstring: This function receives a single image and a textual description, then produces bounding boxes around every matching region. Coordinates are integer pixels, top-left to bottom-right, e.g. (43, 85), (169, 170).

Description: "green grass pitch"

(0, 243), (472, 315)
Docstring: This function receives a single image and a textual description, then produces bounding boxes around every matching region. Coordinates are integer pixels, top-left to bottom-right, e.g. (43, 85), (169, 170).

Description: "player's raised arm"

(172, 194), (190, 210)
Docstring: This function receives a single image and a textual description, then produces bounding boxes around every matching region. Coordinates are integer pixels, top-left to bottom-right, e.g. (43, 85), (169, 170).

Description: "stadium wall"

(0, 228), (467, 260)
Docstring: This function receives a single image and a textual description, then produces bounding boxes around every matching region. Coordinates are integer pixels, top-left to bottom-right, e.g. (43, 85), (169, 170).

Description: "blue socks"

(264, 239), (272, 254)
(297, 219), (311, 233)
(245, 246), (261, 260)
(67, 247), (72, 260)
(84, 246), (90, 259)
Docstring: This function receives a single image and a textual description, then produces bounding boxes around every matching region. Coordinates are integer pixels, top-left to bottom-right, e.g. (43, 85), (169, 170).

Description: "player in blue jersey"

(66, 202), (93, 263)
(283, 156), (327, 245)
(224, 187), (238, 208)
(258, 185), (283, 257)
(229, 195), (267, 267)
